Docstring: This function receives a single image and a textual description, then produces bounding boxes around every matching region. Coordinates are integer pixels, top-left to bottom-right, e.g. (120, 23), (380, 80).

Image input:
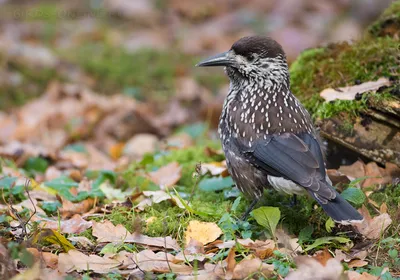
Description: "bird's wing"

(236, 132), (336, 201)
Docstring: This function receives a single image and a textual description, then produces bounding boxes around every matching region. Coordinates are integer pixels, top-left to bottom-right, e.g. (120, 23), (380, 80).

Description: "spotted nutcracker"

(197, 36), (363, 224)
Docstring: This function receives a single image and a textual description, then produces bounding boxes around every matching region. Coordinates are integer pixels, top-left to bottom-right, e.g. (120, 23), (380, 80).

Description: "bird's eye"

(247, 54), (255, 62)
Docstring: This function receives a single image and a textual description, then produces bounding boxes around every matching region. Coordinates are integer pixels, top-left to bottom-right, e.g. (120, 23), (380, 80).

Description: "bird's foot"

(289, 194), (298, 207)
(241, 199), (259, 220)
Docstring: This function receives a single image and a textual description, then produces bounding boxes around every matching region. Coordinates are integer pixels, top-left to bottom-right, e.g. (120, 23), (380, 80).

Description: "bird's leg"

(289, 194), (298, 207)
(241, 199), (259, 220)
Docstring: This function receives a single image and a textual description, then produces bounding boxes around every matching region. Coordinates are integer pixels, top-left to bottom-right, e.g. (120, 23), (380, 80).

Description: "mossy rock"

(289, 2), (400, 166)
(368, 0), (400, 38)
(290, 1), (400, 119)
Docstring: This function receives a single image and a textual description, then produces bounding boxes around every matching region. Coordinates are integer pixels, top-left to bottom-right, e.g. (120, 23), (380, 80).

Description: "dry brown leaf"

(148, 162), (182, 189)
(184, 220), (222, 245)
(238, 239), (275, 259)
(326, 169), (351, 188)
(58, 249), (121, 274)
(380, 202), (388, 213)
(135, 190), (185, 211)
(164, 133), (193, 150)
(26, 248), (58, 269)
(67, 236), (94, 248)
(204, 257), (274, 280)
(348, 259), (368, 268)
(92, 220), (180, 250)
(132, 250), (192, 274)
(353, 205), (392, 239)
(334, 249), (347, 262)
(123, 134), (158, 159)
(362, 162), (386, 188)
(286, 256), (344, 280)
(313, 248), (333, 266)
(338, 160), (366, 181)
(109, 142), (125, 160)
(175, 239), (215, 262)
(184, 238), (205, 254)
(59, 198), (95, 219)
(200, 161), (229, 176)
(347, 271), (379, 280)
(320, 78), (391, 102)
(276, 229), (303, 254)
(226, 247), (236, 279)
(34, 214), (93, 234)
(232, 258), (274, 280)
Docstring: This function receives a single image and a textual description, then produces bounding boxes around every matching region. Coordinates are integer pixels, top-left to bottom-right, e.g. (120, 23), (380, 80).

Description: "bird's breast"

(220, 87), (315, 147)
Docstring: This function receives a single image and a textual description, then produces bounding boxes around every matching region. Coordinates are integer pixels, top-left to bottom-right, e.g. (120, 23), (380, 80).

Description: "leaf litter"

(0, 18), (399, 280)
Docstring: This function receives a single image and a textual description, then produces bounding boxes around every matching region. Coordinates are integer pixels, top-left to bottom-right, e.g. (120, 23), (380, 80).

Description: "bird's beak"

(196, 51), (235, 67)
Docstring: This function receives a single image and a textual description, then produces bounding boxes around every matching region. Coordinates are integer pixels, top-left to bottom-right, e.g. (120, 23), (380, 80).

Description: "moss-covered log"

(290, 1), (400, 166)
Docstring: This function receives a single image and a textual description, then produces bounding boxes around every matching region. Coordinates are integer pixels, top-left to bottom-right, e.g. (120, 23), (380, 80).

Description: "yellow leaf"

(184, 220), (222, 245)
(33, 229), (75, 252)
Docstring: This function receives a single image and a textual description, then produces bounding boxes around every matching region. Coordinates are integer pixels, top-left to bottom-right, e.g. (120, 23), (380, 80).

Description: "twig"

(163, 218), (172, 272)
(128, 255), (145, 275)
(23, 179), (36, 237)
(189, 162), (202, 203)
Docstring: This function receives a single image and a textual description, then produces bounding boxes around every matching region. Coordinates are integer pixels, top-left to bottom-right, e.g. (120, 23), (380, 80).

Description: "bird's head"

(197, 36), (289, 85)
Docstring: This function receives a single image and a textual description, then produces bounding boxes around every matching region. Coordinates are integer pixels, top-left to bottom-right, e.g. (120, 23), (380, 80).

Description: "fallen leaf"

(123, 134), (158, 159)
(313, 248), (332, 266)
(240, 239), (276, 259)
(347, 271), (379, 280)
(205, 257), (274, 280)
(184, 220), (222, 245)
(10, 262), (41, 280)
(348, 259), (368, 268)
(100, 182), (132, 201)
(362, 162), (386, 188)
(67, 236), (94, 248)
(131, 249), (192, 274)
(353, 205), (392, 239)
(380, 202), (388, 213)
(286, 256), (344, 280)
(226, 247), (236, 279)
(338, 160), (366, 181)
(109, 142), (125, 160)
(59, 198), (95, 219)
(135, 190), (185, 211)
(334, 249), (347, 262)
(276, 229), (302, 254)
(175, 239), (215, 262)
(26, 248), (58, 269)
(232, 258), (274, 279)
(92, 220), (180, 250)
(200, 161), (229, 176)
(320, 78), (391, 101)
(148, 162), (182, 189)
(34, 214), (93, 234)
(184, 238), (204, 254)
(58, 249), (121, 274)
(33, 229), (75, 252)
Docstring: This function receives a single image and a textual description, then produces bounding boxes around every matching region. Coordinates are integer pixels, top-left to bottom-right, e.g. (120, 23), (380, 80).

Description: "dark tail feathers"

(310, 190), (363, 224)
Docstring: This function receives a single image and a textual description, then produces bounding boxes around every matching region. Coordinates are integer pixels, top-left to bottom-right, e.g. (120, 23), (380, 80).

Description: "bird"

(196, 36), (363, 224)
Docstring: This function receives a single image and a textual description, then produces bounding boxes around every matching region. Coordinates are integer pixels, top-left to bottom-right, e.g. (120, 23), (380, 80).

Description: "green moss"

(149, 141), (223, 188)
(290, 36), (399, 119)
(0, 62), (60, 110)
(368, 1), (400, 37)
(337, 119), (355, 137)
(61, 44), (197, 99)
(314, 98), (368, 120)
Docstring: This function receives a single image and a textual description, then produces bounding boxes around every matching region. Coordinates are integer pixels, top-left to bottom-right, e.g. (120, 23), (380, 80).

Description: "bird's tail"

(310, 190), (364, 224)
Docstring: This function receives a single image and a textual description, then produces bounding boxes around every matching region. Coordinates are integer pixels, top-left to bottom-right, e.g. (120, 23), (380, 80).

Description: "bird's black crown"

(231, 36), (285, 60)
